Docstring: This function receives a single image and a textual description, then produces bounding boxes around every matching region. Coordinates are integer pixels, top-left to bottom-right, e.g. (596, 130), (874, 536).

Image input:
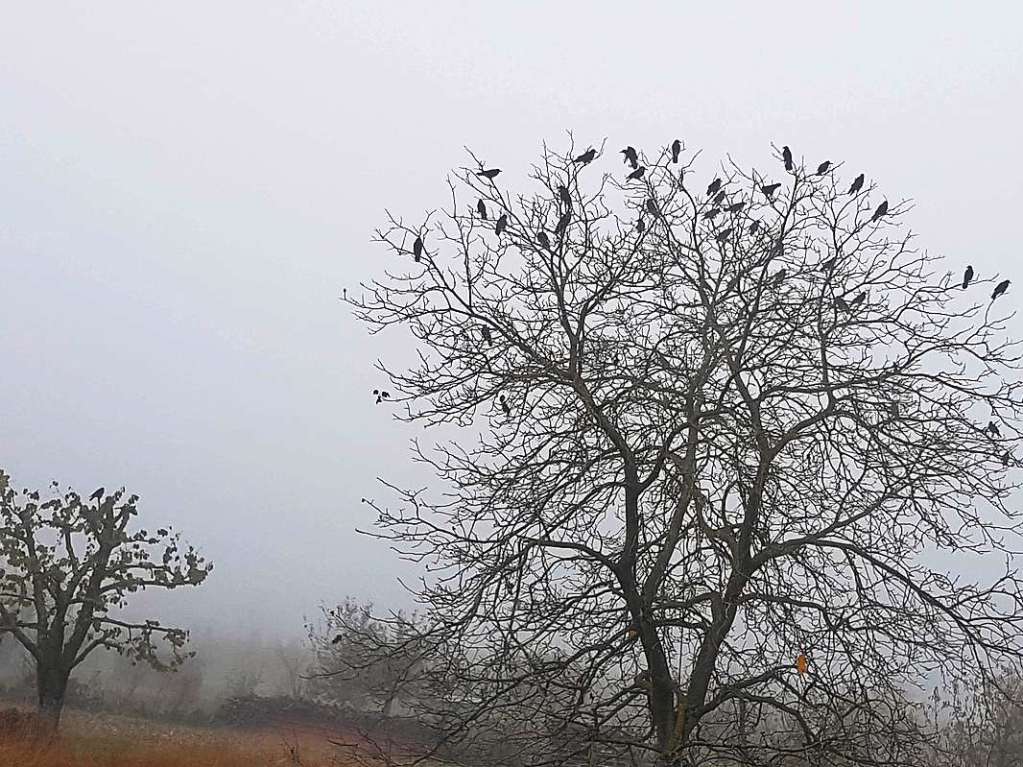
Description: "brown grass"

(0, 707), (366, 767)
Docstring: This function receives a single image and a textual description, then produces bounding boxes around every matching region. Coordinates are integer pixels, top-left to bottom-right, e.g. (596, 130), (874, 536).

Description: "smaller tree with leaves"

(0, 469), (212, 728)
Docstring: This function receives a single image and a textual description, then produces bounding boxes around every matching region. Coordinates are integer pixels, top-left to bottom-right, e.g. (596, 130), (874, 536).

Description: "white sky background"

(1, 1), (1021, 641)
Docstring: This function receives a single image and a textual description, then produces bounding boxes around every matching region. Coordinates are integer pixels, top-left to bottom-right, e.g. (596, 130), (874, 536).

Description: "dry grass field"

(0, 707), (371, 767)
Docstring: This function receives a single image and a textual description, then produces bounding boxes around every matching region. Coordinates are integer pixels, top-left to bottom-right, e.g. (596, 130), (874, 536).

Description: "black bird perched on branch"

(626, 166), (646, 181)
(715, 228), (733, 242)
(495, 214), (508, 235)
(89, 487), (104, 502)
(558, 185), (572, 207)
(992, 279), (1010, 300)
(848, 174), (865, 194)
(772, 268), (787, 287)
(481, 327), (492, 346)
(671, 139), (682, 163)
(850, 292), (867, 307)
(536, 231), (550, 249)
(871, 200), (889, 222)
(477, 168), (501, 179)
(574, 148), (596, 165)
(413, 236), (424, 262)
(477, 199), (487, 220)
(621, 146), (639, 169)
(761, 182), (781, 198)
(817, 161), (831, 174)
(555, 211), (572, 236)
(499, 394), (511, 415)
(707, 178), (723, 196)
(782, 145), (793, 171)
(703, 208), (721, 220)
(713, 190), (727, 205)
(645, 199), (659, 216)
(636, 217), (646, 234)
(988, 421), (1002, 438)
(821, 256), (837, 272)
(749, 220), (761, 234)
(962, 265), (974, 289)
(835, 296), (850, 311)
(727, 202), (745, 213)
(373, 389), (391, 404)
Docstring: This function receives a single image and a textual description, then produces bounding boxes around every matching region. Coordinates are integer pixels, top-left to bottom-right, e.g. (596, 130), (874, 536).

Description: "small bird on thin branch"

(962, 265), (974, 289)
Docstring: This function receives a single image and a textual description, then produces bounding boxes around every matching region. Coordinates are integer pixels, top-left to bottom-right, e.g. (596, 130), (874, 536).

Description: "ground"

(0, 706), (377, 767)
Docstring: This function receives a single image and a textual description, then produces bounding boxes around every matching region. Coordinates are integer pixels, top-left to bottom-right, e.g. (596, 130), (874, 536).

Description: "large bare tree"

(349, 139), (1023, 767)
(0, 470), (211, 728)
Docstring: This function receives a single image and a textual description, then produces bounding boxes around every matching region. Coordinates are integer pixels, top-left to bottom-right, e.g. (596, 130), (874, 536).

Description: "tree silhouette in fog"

(0, 472), (211, 729)
(348, 139), (1022, 767)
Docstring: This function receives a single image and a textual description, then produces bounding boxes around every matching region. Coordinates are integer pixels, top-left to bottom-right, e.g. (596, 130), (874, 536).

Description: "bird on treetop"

(574, 148), (596, 165)
(962, 265), (974, 289)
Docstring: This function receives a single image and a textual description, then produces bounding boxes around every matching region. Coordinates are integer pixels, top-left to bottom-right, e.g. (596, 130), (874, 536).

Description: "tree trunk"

(36, 663), (69, 731)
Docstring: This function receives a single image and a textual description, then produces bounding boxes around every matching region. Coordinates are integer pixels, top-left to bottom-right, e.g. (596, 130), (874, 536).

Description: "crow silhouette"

(761, 182), (781, 198)
(499, 394), (511, 415)
(626, 166), (646, 181)
(89, 487), (104, 502)
(481, 327), (492, 346)
(495, 214), (508, 235)
(703, 208), (721, 220)
(727, 202), (745, 213)
(707, 178), (723, 196)
(992, 279), (1010, 300)
(773, 268), (787, 286)
(713, 190), (727, 205)
(962, 265), (974, 289)
(413, 236), (424, 262)
(645, 199), (659, 215)
(671, 139), (682, 163)
(988, 421), (1002, 438)
(574, 148), (597, 165)
(848, 174), (864, 194)
(555, 211), (572, 236)
(558, 185), (572, 207)
(821, 256), (836, 272)
(817, 161), (831, 174)
(536, 231), (550, 249)
(835, 296), (850, 311)
(871, 200), (889, 222)
(850, 292), (867, 307)
(715, 228), (733, 242)
(621, 146), (639, 169)
(477, 168), (501, 179)
(636, 217), (646, 234)
(477, 199), (487, 220)
(749, 220), (761, 234)
(782, 145), (793, 171)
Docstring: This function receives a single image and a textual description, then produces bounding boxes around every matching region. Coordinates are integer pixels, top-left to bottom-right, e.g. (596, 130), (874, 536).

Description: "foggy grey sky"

(1, 2), (1021, 640)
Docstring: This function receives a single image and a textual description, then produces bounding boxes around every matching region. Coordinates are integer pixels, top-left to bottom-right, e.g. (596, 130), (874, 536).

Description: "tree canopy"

(350, 138), (1023, 767)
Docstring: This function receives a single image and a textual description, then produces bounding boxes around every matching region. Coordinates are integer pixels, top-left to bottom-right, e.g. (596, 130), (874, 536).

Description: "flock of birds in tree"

(383, 143), (1013, 419)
